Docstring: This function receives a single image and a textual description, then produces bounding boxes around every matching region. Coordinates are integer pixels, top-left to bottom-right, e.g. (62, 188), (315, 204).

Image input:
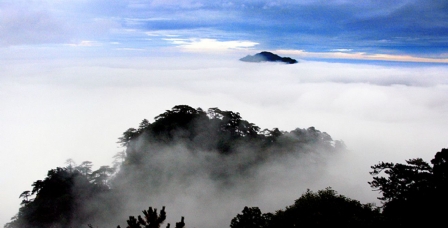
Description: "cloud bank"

(1, 52), (448, 226)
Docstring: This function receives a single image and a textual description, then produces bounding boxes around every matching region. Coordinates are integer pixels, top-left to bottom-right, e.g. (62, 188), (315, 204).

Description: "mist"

(1, 53), (448, 227)
(96, 106), (344, 228)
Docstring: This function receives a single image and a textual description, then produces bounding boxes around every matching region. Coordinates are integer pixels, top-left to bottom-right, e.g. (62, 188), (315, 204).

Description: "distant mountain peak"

(240, 51), (298, 64)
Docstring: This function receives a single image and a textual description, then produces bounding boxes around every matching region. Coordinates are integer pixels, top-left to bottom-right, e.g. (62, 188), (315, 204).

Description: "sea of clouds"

(1, 52), (448, 227)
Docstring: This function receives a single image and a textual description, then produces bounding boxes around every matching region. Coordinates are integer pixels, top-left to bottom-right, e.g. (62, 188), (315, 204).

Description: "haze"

(1, 0), (448, 227)
(2, 53), (447, 226)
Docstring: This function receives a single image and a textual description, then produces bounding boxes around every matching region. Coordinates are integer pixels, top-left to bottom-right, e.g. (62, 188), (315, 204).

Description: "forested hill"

(6, 105), (448, 228)
(6, 105), (344, 228)
(119, 105), (343, 156)
(115, 105), (344, 183)
(240, 51), (298, 64)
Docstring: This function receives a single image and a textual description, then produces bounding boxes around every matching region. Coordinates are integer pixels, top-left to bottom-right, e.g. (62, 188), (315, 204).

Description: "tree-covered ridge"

(230, 148), (448, 228)
(118, 105), (342, 155)
(230, 188), (384, 228)
(4, 101), (448, 227)
(5, 163), (115, 228)
(8, 145), (448, 228)
(114, 105), (344, 188)
(6, 105), (345, 228)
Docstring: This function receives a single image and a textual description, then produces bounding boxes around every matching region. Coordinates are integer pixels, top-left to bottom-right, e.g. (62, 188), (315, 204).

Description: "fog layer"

(1, 54), (448, 226)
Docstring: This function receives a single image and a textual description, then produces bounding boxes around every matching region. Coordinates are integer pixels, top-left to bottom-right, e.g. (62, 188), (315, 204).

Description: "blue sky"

(1, 0), (448, 62)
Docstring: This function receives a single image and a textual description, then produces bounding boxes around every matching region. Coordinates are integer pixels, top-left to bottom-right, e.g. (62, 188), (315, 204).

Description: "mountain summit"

(240, 51), (298, 64)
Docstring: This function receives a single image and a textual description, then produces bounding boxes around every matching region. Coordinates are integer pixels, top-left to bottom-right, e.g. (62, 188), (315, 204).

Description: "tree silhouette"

(369, 148), (448, 226)
(270, 188), (382, 228)
(5, 166), (114, 228)
(431, 148), (448, 188)
(232, 188), (383, 228)
(175, 217), (184, 228)
(18, 191), (31, 206)
(76, 161), (93, 176)
(90, 165), (115, 186)
(117, 105), (341, 164)
(117, 207), (183, 228)
(7, 105), (344, 228)
(112, 105), (343, 196)
(65, 158), (77, 172)
(118, 128), (139, 147)
(230, 207), (268, 228)
(140, 206), (166, 228)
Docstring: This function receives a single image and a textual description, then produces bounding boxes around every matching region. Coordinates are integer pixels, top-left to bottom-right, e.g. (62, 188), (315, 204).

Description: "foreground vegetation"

(4, 105), (448, 227)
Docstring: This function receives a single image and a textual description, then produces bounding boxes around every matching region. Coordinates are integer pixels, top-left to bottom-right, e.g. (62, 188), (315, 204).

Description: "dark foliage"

(6, 105), (342, 228)
(115, 105), (342, 189)
(369, 148), (448, 226)
(174, 217), (185, 228)
(116, 206), (184, 228)
(5, 165), (115, 228)
(230, 207), (269, 228)
(118, 105), (340, 158)
(231, 188), (383, 228)
(240, 51), (298, 64)
(118, 105), (265, 153)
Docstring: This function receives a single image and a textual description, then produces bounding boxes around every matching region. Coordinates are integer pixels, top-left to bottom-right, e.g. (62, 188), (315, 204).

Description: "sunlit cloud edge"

(276, 49), (448, 64)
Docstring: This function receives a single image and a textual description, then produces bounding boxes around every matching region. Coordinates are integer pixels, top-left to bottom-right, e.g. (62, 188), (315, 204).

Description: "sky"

(1, 0), (448, 61)
(1, 0), (448, 227)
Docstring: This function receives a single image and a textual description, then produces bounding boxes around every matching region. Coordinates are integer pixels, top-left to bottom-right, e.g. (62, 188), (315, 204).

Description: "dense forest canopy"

(368, 148), (448, 226)
(115, 105), (343, 185)
(118, 105), (340, 153)
(230, 148), (448, 228)
(5, 105), (448, 228)
(230, 188), (384, 228)
(4, 166), (115, 228)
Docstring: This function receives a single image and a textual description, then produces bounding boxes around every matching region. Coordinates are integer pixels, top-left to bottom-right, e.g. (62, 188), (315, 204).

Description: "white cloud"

(330, 48), (353, 52)
(124, 17), (173, 26)
(147, 31), (181, 37)
(0, 2), (122, 47)
(2, 54), (448, 227)
(147, 0), (204, 8)
(277, 49), (448, 63)
(1, 53), (448, 228)
(166, 38), (259, 51)
(67, 40), (101, 47)
(145, 27), (238, 40)
(114, 47), (147, 51)
(0, 1), (69, 46)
